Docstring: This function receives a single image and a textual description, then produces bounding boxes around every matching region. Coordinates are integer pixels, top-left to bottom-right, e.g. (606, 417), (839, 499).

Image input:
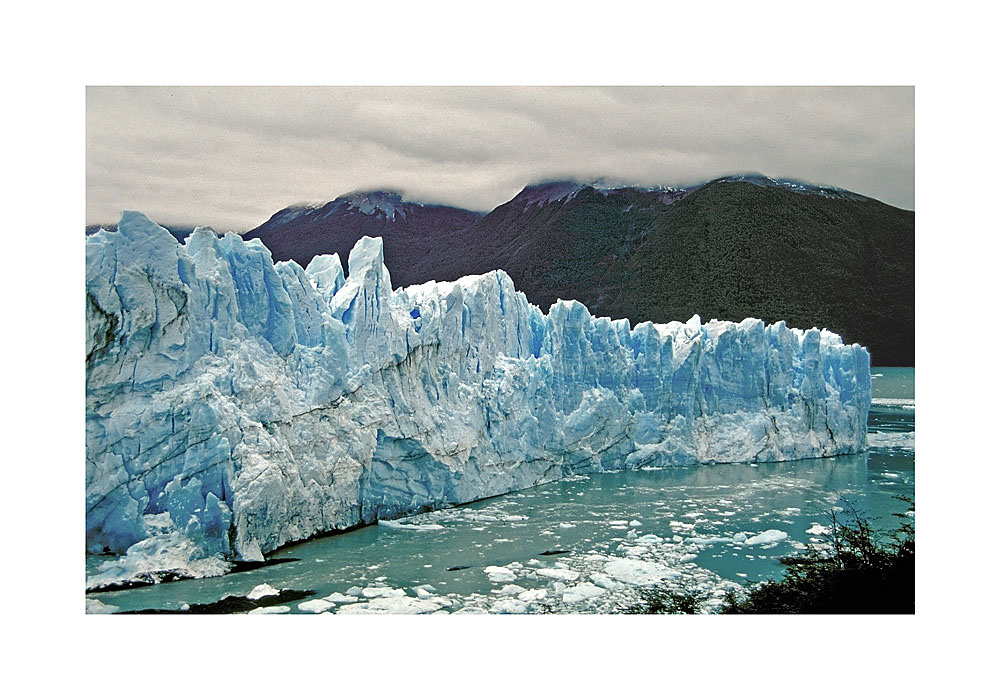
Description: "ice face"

(86, 212), (870, 586)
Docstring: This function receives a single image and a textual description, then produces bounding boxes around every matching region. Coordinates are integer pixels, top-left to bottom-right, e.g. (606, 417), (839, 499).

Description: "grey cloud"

(87, 86), (913, 231)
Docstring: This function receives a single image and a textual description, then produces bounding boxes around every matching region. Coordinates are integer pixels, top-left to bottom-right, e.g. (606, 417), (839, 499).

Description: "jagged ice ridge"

(85, 212), (870, 587)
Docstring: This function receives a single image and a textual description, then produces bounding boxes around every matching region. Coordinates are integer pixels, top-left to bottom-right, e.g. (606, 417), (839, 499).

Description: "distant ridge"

(430, 177), (912, 364)
(243, 191), (483, 288)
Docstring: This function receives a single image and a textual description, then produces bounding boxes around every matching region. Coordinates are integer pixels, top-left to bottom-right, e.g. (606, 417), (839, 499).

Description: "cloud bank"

(87, 86), (914, 231)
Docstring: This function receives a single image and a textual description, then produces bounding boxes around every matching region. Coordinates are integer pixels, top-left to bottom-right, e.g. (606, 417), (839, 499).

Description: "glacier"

(85, 212), (870, 588)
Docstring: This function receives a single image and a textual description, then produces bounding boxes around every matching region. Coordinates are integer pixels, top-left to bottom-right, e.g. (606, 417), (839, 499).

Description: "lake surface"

(86, 367), (914, 614)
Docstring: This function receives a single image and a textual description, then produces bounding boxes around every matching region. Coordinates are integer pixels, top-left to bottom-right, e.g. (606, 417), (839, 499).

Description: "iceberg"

(86, 213), (870, 586)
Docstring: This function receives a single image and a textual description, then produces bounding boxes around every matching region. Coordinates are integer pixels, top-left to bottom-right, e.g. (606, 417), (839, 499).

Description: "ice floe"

(247, 583), (281, 600)
(537, 568), (581, 582)
(298, 599), (336, 613)
(603, 558), (678, 585)
(484, 566), (518, 583)
(744, 530), (789, 546)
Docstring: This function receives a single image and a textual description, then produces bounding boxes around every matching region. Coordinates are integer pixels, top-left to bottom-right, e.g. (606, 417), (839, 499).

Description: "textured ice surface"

(86, 213), (870, 586)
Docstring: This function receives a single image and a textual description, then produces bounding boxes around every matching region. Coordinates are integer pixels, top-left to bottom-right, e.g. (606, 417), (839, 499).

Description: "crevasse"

(85, 212), (870, 587)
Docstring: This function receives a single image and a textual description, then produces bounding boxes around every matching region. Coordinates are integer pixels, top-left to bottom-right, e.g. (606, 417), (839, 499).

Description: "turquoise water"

(871, 367), (915, 399)
(87, 367), (914, 614)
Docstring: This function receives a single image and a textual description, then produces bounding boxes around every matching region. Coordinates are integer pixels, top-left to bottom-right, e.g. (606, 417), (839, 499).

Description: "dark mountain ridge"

(244, 191), (483, 287)
(441, 177), (913, 364)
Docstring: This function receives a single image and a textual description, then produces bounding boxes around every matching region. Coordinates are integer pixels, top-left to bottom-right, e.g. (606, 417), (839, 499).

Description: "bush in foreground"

(627, 497), (915, 615)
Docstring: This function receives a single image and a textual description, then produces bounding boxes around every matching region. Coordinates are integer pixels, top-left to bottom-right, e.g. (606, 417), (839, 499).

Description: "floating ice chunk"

(324, 592), (360, 604)
(685, 536), (733, 545)
(338, 597), (445, 614)
(629, 520), (643, 527)
(85, 599), (119, 614)
(345, 586), (363, 596)
(590, 573), (622, 590)
(867, 431), (915, 450)
(298, 599), (336, 613)
(361, 586), (406, 598)
(619, 545), (649, 556)
(559, 523), (577, 529)
(497, 584), (528, 597)
(247, 583), (281, 600)
(517, 589), (548, 602)
(85, 530), (230, 591)
(871, 398), (915, 410)
(248, 605), (290, 614)
(378, 520), (445, 531)
(603, 558), (679, 585)
(490, 599), (529, 614)
(484, 566), (518, 583)
(536, 568), (580, 582)
(635, 534), (663, 544)
(806, 524), (830, 536)
(562, 582), (607, 604)
(745, 530), (789, 546)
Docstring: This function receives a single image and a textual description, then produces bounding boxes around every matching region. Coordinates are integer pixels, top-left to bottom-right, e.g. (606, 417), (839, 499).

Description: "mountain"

(433, 177), (914, 365)
(222, 176), (916, 365)
(243, 191), (484, 287)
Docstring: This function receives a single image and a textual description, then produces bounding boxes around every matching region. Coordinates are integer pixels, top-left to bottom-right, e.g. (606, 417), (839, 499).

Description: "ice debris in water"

(324, 592), (359, 604)
(338, 596), (448, 614)
(378, 520), (446, 531)
(248, 605), (290, 615)
(484, 566), (518, 583)
(602, 558), (679, 585)
(537, 568), (580, 582)
(744, 530), (789, 546)
(247, 583), (281, 600)
(298, 599), (336, 613)
(85, 599), (119, 614)
(562, 582), (607, 604)
(86, 212), (871, 586)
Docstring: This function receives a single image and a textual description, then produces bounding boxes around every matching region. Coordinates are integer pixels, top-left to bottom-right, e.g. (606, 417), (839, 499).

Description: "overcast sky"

(87, 86), (914, 231)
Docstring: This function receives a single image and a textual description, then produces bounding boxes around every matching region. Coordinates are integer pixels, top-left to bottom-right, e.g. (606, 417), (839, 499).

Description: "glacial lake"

(86, 367), (914, 614)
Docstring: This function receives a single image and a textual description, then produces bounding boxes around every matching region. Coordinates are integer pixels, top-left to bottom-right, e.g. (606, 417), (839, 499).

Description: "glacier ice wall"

(86, 212), (870, 584)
